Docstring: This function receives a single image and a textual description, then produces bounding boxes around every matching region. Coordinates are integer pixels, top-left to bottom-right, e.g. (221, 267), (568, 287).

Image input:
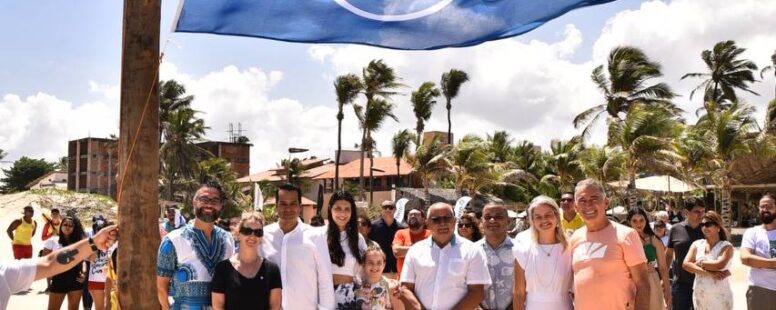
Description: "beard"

(195, 206), (221, 223)
(761, 212), (775, 224)
(408, 218), (422, 230)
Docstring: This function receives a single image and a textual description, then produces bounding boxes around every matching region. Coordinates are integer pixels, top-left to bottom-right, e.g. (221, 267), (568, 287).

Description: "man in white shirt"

(400, 202), (492, 310)
(1, 225), (118, 310)
(740, 194), (776, 309)
(261, 183), (334, 310)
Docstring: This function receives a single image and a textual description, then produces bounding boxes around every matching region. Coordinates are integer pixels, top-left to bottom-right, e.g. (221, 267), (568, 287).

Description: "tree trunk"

(335, 108), (343, 191)
(423, 178), (431, 209)
(396, 161), (402, 188)
(118, 0), (161, 308)
(627, 170), (638, 210)
(721, 182), (733, 229)
(369, 150), (374, 206)
(358, 126), (367, 199)
(416, 120), (423, 146)
(446, 99), (452, 145)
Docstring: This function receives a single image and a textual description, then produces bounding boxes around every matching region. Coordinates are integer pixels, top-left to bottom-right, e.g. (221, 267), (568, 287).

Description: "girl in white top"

(326, 191), (367, 309)
(513, 195), (573, 310)
(682, 211), (734, 310)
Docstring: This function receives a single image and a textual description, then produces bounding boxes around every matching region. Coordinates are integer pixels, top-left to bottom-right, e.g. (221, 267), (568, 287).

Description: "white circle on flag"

(333, 0), (453, 22)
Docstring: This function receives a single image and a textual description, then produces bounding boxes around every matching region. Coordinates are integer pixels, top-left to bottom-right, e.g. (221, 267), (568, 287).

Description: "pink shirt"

(569, 221), (646, 310)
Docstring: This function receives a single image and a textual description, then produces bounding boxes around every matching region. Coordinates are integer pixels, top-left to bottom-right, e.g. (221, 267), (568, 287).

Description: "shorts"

(334, 282), (358, 310)
(12, 244), (33, 259)
(747, 286), (776, 310)
(88, 281), (106, 291)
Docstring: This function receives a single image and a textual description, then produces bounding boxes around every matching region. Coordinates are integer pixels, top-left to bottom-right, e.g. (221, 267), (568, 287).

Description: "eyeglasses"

(196, 196), (222, 205)
(457, 222), (474, 229)
(700, 222), (717, 228)
(429, 215), (454, 225)
(239, 227), (264, 237)
(483, 215), (506, 221)
(382, 205), (396, 210)
(560, 198), (574, 203)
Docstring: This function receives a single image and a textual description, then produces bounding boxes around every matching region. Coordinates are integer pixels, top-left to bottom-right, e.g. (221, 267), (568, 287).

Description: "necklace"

(537, 244), (552, 257)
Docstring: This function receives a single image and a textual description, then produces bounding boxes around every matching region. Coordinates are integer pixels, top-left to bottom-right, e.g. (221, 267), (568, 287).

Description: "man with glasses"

(569, 179), (651, 310)
(475, 201), (513, 310)
(392, 207), (431, 278)
(665, 197), (706, 310)
(260, 183), (334, 310)
(740, 194), (776, 309)
(399, 202), (491, 310)
(559, 192), (585, 236)
(369, 200), (403, 276)
(156, 181), (235, 310)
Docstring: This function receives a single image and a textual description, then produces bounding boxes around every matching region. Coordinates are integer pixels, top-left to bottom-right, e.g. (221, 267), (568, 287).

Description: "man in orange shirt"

(569, 179), (652, 310)
(392, 207), (431, 277)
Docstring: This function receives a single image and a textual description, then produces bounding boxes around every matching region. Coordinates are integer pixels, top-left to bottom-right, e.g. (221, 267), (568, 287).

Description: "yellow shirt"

(561, 212), (585, 234)
(12, 218), (36, 245)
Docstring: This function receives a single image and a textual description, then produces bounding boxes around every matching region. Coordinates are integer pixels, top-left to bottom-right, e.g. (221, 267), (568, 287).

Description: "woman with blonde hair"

(211, 211), (281, 310)
(513, 195), (573, 310)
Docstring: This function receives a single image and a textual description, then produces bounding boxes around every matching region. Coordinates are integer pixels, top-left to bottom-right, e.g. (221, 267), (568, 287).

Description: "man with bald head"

(568, 179), (651, 310)
(399, 203), (492, 310)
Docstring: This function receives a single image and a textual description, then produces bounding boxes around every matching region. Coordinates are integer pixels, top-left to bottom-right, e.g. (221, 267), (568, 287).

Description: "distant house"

(196, 141), (251, 178)
(67, 137), (118, 198)
(27, 171), (68, 190)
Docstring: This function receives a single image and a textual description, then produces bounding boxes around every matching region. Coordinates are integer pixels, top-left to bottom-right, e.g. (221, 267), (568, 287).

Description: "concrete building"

(67, 137), (118, 197)
(196, 141), (251, 178)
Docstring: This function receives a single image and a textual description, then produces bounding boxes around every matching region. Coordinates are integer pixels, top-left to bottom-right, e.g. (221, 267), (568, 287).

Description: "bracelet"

(88, 237), (99, 252)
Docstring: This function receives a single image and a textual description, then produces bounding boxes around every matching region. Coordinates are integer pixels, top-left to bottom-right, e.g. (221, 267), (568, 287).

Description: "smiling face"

(193, 187), (223, 223)
(574, 185), (608, 224)
(426, 204), (455, 242)
(531, 204), (558, 233)
(628, 213), (648, 233)
(363, 249), (386, 281)
(700, 218), (720, 239)
(331, 199), (353, 231)
(238, 219), (264, 249)
(481, 204), (508, 238)
(276, 189), (301, 224)
(457, 219), (474, 239)
(560, 193), (575, 214)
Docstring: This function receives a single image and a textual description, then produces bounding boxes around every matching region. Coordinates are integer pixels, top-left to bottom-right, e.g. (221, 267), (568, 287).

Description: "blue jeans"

(671, 281), (694, 310)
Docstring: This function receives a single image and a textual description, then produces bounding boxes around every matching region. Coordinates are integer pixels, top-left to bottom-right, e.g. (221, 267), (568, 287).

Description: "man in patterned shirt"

(156, 181), (235, 310)
(476, 201), (514, 310)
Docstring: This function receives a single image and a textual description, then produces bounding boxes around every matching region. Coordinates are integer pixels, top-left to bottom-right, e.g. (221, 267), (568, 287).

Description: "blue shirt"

(157, 224), (235, 310)
(475, 237), (514, 310)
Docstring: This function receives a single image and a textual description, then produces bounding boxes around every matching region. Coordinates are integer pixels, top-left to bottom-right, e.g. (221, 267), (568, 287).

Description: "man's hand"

(93, 225), (118, 251)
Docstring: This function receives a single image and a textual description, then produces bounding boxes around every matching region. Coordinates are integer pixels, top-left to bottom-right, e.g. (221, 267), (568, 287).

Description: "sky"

(1, 0), (775, 175)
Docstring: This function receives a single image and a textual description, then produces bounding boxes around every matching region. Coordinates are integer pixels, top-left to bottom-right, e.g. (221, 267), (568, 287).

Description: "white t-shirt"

(43, 236), (61, 251)
(0, 259), (37, 310)
(741, 226), (776, 290)
(400, 235), (492, 310)
(513, 238), (573, 308)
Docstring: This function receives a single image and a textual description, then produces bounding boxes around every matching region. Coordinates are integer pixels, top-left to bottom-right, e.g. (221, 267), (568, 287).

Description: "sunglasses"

(560, 198), (574, 202)
(239, 227), (264, 237)
(382, 205), (396, 210)
(429, 215), (454, 225)
(457, 222), (474, 229)
(700, 221), (717, 228)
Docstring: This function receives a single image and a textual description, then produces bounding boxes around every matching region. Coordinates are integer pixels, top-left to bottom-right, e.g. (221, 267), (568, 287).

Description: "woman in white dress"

(513, 195), (573, 310)
(682, 211), (734, 310)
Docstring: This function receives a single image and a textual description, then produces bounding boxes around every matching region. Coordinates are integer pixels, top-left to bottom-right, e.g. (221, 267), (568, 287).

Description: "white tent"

(608, 175), (695, 193)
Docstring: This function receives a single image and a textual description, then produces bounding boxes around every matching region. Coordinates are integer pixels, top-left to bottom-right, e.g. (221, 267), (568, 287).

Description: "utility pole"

(117, 0), (161, 308)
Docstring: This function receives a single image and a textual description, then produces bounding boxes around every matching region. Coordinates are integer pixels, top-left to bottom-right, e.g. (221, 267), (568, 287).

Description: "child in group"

(355, 245), (405, 310)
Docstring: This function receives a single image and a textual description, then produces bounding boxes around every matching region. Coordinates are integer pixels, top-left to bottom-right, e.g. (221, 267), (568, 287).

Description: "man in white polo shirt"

(399, 202), (491, 310)
(740, 194), (776, 309)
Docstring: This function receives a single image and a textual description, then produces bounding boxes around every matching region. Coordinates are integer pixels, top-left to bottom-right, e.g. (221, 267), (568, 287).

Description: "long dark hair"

(459, 213), (483, 242)
(327, 191), (364, 266)
(703, 211), (728, 241)
(626, 207), (656, 237)
(58, 215), (86, 247)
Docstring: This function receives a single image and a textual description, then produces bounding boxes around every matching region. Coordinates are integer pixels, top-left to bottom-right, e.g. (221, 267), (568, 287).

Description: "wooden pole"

(117, 0), (161, 308)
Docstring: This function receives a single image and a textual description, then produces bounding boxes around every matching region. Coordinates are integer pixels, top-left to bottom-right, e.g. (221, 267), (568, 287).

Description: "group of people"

(5, 206), (118, 310)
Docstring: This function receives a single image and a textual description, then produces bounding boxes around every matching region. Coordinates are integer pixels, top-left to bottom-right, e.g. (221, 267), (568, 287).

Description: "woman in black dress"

(44, 215), (86, 310)
(211, 211), (281, 310)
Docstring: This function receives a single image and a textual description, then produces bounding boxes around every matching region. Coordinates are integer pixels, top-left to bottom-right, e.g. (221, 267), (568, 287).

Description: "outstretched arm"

(35, 225), (118, 281)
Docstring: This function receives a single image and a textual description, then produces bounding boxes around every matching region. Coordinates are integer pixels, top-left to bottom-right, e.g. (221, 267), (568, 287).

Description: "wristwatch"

(88, 237), (99, 252)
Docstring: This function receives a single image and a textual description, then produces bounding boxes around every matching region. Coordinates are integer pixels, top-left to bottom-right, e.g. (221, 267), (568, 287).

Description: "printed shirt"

(569, 221), (647, 310)
(260, 219), (335, 310)
(560, 212), (585, 235)
(741, 226), (776, 290)
(400, 235), (492, 310)
(475, 237), (514, 310)
(157, 224), (235, 310)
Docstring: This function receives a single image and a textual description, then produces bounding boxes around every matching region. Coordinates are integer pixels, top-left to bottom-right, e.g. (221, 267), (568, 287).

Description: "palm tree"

(486, 131), (514, 163)
(159, 80), (194, 144)
(574, 46), (677, 138)
(682, 40), (759, 110)
(578, 145), (625, 184)
(441, 69), (469, 144)
(358, 60), (403, 194)
(391, 130), (416, 188)
(766, 99), (776, 134)
(411, 82), (441, 144)
(333, 73), (363, 191)
(543, 136), (584, 192)
(450, 135), (491, 196)
(355, 98), (399, 200)
(608, 103), (683, 209)
(0, 149), (6, 161)
(694, 102), (775, 227)
(160, 108), (211, 200)
(405, 136), (452, 208)
(761, 49), (776, 98)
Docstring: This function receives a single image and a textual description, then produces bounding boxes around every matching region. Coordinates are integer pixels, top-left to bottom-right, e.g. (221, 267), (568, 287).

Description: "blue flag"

(174, 0), (617, 50)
